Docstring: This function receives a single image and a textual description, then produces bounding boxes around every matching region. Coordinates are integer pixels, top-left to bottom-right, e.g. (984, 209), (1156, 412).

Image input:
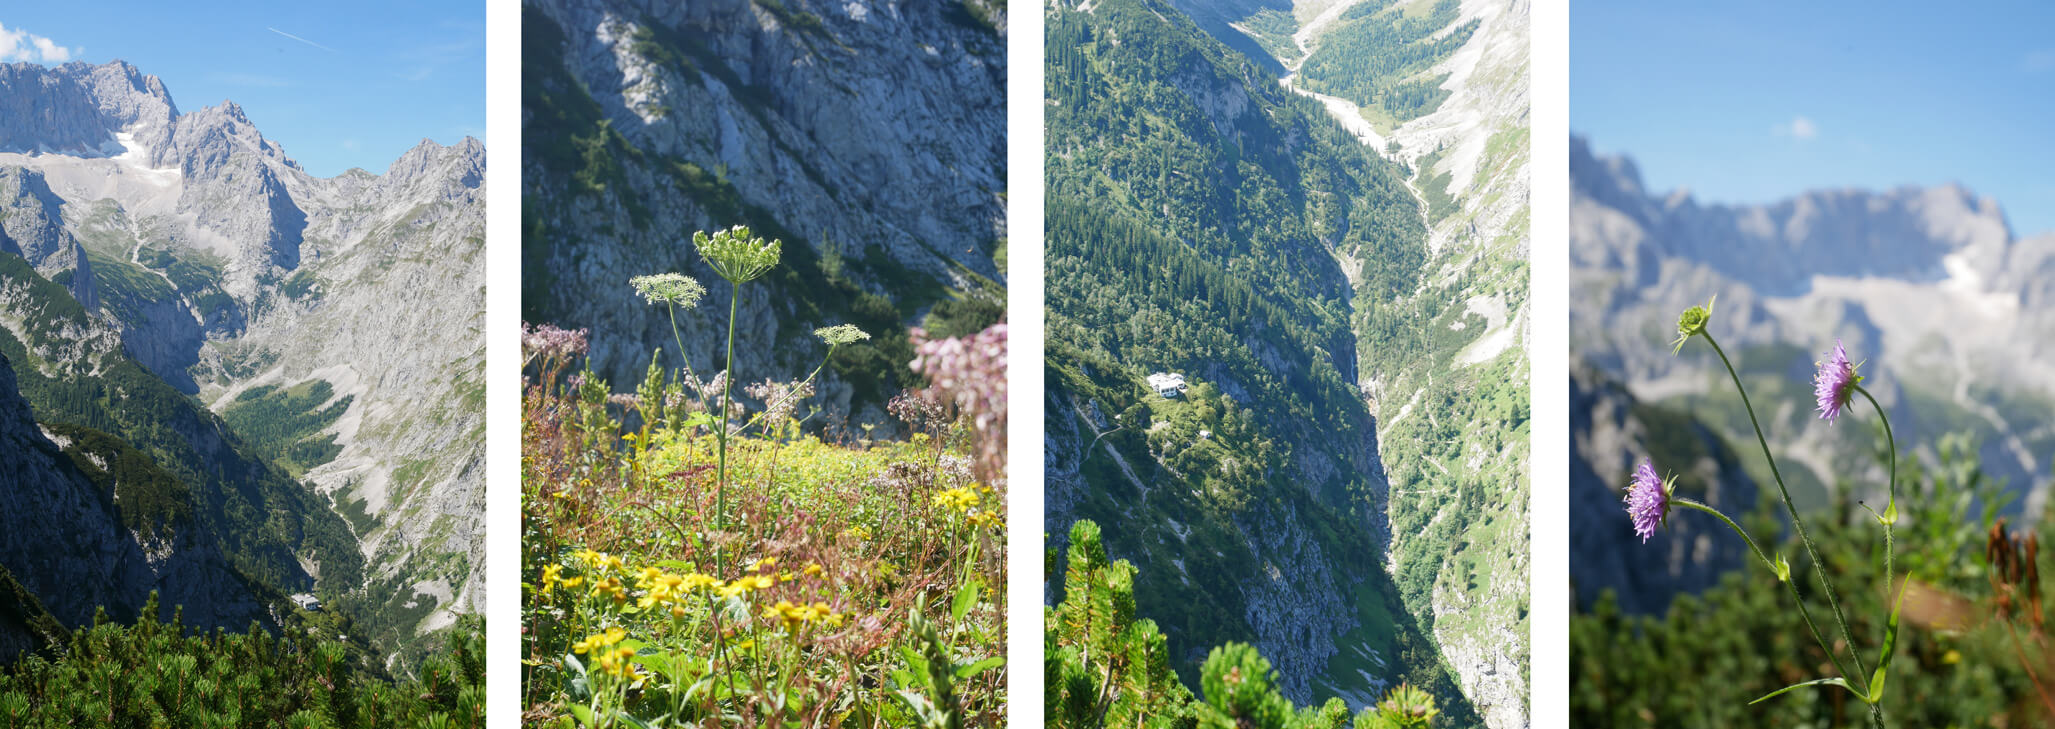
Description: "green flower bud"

(694, 225), (782, 284)
(1672, 294), (1716, 354)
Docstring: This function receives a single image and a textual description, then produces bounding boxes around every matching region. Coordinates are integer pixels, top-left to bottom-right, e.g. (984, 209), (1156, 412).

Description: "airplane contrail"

(267, 27), (336, 53)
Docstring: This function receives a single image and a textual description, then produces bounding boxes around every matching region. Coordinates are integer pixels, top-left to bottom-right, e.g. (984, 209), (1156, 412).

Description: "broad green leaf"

(953, 579), (983, 622)
(561, 654), (592, 701)
(955, 656), (1005, 681)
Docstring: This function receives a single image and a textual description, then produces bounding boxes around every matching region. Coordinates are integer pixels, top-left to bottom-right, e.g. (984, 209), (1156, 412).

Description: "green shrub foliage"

(1051, 521), (1445, 729)
(0, 594), (483, 728)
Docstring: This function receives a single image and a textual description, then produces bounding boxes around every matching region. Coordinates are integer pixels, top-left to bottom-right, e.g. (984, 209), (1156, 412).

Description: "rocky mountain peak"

(0, 60), (177, 158)
(0, 166), (95, 308)
(383, 137), (485, 193)
(1573, 135), (2020, 297)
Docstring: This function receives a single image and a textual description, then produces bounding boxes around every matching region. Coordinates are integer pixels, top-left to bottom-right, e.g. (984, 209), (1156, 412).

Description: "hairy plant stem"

(1702, 332), (1869, 692)
(1856, 385), (1897, 584)
(1856, 385), (1898, 729)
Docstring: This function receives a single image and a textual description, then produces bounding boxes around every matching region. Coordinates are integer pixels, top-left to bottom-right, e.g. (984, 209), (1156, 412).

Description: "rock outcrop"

(521, 0), (1005, 408)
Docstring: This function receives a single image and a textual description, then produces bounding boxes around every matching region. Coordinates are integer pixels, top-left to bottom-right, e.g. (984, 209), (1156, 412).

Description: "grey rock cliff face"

(222, 136), (490, 633)
(523, 0), (1005, 396)
(0, 61), (176, 157)
(0, 166), (96, 308)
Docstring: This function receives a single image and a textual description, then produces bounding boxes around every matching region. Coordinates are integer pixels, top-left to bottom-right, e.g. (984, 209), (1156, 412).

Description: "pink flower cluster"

(521, 322), (589, 366)
(910, 323), (1008, 484)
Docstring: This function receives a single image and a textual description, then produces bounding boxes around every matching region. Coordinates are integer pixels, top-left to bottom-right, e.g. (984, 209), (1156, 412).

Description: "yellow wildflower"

(803, 563), (824, 578)
(571, 627), (627, 655)
(635, 566), (667, 590)
(538, 564), (564, 596)
(596, 645), (640, 678)
(592, 576), (626, 603)
(967, 509), (1003, 530)
(681, 573), (721, 592)
(735, 574), (775, 591)
(933, 487), (979, 512)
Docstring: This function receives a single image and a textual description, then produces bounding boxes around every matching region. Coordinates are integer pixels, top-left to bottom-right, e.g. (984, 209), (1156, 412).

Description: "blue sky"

(1573, 1), (2055, 236)
(0, 2), (482, 178)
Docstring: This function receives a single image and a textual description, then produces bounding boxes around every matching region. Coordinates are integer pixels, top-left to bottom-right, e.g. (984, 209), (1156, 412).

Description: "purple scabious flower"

(1813, 339), (1861, 424)
(1624, 458), (1668, 543)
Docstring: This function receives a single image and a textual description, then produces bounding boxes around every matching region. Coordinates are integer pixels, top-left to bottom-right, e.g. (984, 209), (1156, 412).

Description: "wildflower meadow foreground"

(521, 227), (1007, 727)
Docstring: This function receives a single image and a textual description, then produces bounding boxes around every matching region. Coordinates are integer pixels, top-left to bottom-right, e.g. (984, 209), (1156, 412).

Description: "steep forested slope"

(1044, 0), (1476, 718)
(0, 251), (357, 605)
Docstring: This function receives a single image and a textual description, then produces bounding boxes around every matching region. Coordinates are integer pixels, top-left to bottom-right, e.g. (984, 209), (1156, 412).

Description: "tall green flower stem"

(1697, 331), (1874, 709)
(716, 280), (739, 572)
(693, 225), (782, 574)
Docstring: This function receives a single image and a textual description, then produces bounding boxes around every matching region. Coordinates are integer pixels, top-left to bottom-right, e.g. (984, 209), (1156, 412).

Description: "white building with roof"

(1146, 372), (1187, 398)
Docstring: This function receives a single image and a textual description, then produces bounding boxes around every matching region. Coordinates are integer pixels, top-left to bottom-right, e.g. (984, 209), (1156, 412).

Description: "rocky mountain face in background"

(0, 166), (97, 309)
(1570, 363), (1762, 616)
(1352, 3), (1530, 726)
(522, 0), (1005, 421)
(0, 59), (485, 660)
(0, 351), (264, 659)
(1572, 135), (2055, 518)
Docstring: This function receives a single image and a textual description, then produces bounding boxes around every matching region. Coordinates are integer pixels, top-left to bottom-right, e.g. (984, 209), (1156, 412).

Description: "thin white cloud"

(1773, 115), (1818, 141)
(267, 26), (337, 53)
(0, 22), (76, 63)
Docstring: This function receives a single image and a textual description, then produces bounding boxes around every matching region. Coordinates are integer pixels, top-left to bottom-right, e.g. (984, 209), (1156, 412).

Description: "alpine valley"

(1043, 0), (1528, 725)
(0, 59), (485, 669)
